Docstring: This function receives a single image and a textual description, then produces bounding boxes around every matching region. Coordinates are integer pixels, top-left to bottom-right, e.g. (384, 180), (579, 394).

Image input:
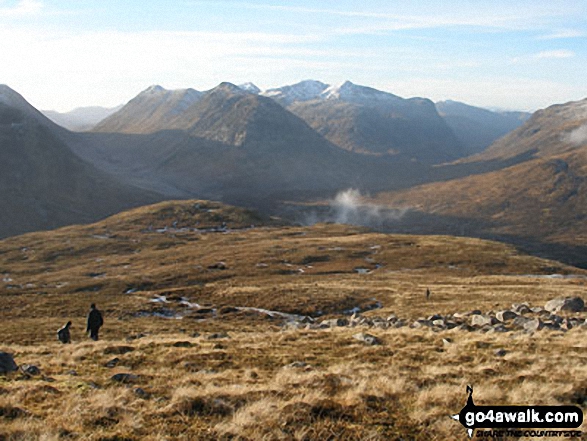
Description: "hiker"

(57, 321), (72, 344)
(87, 304), (104, 341)
(426, 288), (431, 300)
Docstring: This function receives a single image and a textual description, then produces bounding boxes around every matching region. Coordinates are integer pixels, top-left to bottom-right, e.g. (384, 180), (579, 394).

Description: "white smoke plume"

(565, 125), (587, 146)
(302, 188), (409, 227)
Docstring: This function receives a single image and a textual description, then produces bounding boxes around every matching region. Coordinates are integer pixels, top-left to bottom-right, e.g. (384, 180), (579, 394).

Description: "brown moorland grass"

(0, 200), (586, 440)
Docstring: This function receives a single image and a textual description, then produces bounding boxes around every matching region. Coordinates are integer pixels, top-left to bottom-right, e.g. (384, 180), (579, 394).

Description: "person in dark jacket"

(57, 321), (72, 344)
(87, 304), (104, 341)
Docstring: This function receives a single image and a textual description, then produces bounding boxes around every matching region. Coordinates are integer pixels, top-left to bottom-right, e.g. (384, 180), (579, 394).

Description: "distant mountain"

(261, 80), (329, 106)
(0, 85), (160, 238)
(274, 80), (465, 163)
(436, 100), (531, 155)
(373, 97), (587, 266)
(78, 82), (414, 203)
(94, 85), (203, 134)
(238, 82), (261, 94)
(42, 105), (122, 131)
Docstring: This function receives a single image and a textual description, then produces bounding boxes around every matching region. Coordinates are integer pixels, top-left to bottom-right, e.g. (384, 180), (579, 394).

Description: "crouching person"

(57, 321), (72, 344)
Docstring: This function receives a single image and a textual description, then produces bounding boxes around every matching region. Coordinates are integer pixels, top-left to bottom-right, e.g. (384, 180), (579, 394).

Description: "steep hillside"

(474, 98), (587, 161)
(436, 100), (530, 155)
(0, 86), (160, 238)
(372, 97), (587, 265)
(93, 85), (203, 134)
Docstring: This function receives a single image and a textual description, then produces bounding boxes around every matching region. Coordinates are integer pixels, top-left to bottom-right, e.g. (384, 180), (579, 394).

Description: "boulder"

(20, 364), (40, 376)
(320, 318), (348, 328)
(523, 318), (544, 333)
(471, 315), (494, 327)
(386, 314), (398, 323)
(0, 352), (18, 374)
(496, 310), (518, 322)
(352, 332), (381, 345)
(544, 297), (584, 313)
(105, 358), (120, 368)
(513, 316), (532, 327)
(207, 332), (229, 340)
(512, 303), (532, 314)
(111, 373), (140, 384)
(488, 324), (509, 333)
(411, 319), (433, 329)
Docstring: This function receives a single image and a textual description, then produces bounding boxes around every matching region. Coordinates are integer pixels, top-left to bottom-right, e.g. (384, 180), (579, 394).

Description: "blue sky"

(1, 0), (586, 111)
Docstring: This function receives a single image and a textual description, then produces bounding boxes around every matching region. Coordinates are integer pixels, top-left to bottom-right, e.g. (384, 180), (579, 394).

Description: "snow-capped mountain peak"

(238, 82), (261, 94)
(143, 85), (166, 94)
(261, 80), (329, 105)
(320, 81), (401, 103)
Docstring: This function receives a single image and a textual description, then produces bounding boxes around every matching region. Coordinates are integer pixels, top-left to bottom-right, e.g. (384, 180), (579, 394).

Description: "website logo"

(451, 385), (583, 438)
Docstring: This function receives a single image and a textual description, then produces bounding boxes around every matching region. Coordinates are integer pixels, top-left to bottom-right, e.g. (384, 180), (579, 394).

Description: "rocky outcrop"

(545, 297), (584, 313)
(281, 297), (586, 334)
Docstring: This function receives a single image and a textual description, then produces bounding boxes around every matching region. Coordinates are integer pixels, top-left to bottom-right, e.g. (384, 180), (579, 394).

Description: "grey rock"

(0, 352), (18, 374)
(111, 373), (140, 384)
(352, 332), (382, 345)
(207, 332), (229, 340)
(496, 310), (518, 322)
(287, 361), (308, 368)
(432, 319), (446, 327)
(172, 341), (193, 348)
(543, 322), (561, 331)
(513, 316), (532, 327)
(386, 314), (398, 322)
(545, 297), (584, 313)
(134, 387), (150, 399)
(512, 303), (532, 314)
(21, 364), (40, 376)
(105, 358), (120, 368)
(320, 318), (348, 328)
(488, 324), (509, 333)
(411, 319), (433, 329)
(471, 315), (494, 327)
(494, 349), (507, 357)
(523, 318), (544, 333)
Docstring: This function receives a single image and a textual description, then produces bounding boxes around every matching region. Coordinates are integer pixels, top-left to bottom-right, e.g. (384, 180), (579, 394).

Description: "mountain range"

(3, 79), (587, 269)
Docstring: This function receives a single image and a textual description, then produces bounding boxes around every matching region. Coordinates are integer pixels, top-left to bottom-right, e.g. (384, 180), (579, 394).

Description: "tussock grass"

(0, 201), (586, 439)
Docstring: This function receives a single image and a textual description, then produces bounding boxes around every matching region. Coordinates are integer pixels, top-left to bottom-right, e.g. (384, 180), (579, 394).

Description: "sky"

(1, 0), (586, 112)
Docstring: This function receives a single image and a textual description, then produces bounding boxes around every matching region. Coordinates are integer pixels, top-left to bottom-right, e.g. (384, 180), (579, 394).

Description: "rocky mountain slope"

(373, 97), (587, 266)
(0, 85), (160, 238)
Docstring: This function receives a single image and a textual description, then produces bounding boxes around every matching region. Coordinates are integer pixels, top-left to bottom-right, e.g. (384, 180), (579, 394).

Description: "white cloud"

(537, 29), (585, 40)
(533, 50), (575, 59)
(0, 0), (42, 17)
